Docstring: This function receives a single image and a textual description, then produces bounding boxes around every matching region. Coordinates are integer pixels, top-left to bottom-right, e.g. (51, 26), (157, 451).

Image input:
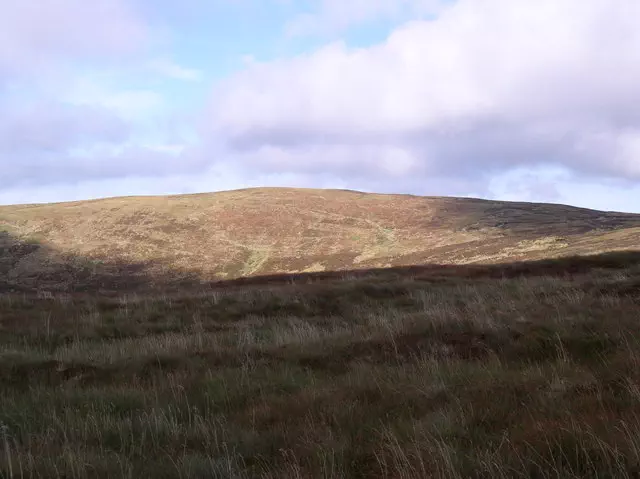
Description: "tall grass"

(1, 254), (640, 477)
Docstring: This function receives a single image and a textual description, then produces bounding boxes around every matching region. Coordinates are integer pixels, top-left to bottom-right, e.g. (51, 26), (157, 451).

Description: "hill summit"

(1, 187), (639, 290)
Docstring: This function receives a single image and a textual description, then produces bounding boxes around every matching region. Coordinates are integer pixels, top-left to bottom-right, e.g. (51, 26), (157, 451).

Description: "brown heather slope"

(1, 187), (639, 290)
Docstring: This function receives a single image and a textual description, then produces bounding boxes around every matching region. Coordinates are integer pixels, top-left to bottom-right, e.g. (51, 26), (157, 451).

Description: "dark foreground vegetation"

(2, 252), (640, 478)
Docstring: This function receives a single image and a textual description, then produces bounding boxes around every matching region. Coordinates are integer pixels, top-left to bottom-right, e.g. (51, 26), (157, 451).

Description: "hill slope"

(1, 187), (639, 289)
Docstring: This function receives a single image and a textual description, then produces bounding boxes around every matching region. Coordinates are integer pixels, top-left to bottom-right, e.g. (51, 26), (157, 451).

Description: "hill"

(1, 187), (639, 291)
(2, 187), (640, 477)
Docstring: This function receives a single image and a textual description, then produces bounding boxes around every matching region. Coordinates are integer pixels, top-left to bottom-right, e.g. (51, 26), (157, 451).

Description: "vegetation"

(2, 251), (640, 478)
(2, 188), (640, 288)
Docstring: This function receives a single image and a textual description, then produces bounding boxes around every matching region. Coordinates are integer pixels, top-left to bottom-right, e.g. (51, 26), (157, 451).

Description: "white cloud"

(488, 166), (640, 213)
(0, 102), (129, 155)
(147, 58), (203, 81)
(206, 0), (640, 187)
(143, 144), (187, 155)
(286, 0), (446, 36)
(64, 78), (165, 121)
(0, 0), (189, 191)
(0, 0), (148, 80)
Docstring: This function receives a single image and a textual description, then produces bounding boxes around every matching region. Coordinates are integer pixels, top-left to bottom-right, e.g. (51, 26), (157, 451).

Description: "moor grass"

(2, 187), (640, 287)
(1, 252), (640, 477)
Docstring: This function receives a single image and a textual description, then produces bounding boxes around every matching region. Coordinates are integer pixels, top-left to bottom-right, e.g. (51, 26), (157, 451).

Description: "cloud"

(0, 0), (148, 81)
(286, 0), (446, 36)
(0, 141), (198, 190)
(0, 0), (191, 191)
(0, 94), (209, 189)
(63, 77), (165, 122)
(147, 58), (203, 82)
(0, 102), (129, 154)
(0, 101), (129, 187)
(207, 0), (640, 189)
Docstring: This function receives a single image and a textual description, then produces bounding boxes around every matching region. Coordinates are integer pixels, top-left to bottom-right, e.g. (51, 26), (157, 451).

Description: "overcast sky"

(1, 0), (640, 212)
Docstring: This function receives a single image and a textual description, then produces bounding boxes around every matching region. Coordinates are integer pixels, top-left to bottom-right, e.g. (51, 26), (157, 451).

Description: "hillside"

(3, 186), (640, 477)
(1, 187), (639, 290)
(2, 252), (640, 477)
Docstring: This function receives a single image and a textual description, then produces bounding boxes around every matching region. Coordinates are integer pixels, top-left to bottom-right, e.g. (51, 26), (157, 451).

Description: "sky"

(1, 0), (640, 212)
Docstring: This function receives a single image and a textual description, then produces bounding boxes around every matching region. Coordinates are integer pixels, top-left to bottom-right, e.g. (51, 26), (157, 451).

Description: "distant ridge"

(1, 187), (639, 289)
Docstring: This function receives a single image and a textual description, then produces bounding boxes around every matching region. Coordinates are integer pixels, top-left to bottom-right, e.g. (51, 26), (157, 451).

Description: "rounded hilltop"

(1, 187), (639, 289)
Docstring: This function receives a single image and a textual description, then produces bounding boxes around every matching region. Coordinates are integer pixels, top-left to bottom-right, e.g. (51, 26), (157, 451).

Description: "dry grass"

(2, 252), (640, 477)
(1, 188), (639, 288)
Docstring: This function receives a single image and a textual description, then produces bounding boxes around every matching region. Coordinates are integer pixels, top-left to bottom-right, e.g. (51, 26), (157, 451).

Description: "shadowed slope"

(2, 249), (640, 477)
(1, 187), (639, 288)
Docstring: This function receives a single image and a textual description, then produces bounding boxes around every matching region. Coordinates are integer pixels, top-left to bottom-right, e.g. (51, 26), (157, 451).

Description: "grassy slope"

(2, 188), (640, 477)
(1, 252), (640, 477)
(1, 188), (639, 290)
